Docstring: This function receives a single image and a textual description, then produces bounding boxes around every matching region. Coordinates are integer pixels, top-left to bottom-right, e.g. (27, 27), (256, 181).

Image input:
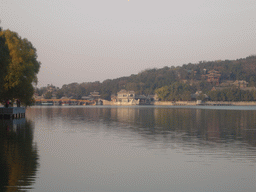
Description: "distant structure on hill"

(201, 70), (221, 86)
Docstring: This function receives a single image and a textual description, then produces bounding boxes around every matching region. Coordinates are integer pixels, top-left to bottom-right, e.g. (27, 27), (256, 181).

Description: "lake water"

(1, 106), (256, 192)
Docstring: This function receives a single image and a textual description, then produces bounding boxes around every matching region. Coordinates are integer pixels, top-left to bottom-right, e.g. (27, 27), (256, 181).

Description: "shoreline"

(103, 100), (256, 106)
(155, 101), (256, 106)
(23, 101), (256, 107)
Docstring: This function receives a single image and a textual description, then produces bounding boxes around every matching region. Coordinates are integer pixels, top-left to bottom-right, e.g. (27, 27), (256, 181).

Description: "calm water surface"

(1, 106), (256, 192)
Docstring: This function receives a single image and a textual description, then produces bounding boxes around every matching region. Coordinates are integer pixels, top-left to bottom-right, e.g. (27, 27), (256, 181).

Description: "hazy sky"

(1, 0), (256, 87)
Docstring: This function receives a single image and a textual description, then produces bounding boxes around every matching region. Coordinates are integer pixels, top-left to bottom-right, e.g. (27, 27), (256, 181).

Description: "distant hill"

(35, 55), (256, 101)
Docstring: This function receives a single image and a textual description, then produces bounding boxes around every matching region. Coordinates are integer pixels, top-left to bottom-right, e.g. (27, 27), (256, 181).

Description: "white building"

(110, 90), (138, 105)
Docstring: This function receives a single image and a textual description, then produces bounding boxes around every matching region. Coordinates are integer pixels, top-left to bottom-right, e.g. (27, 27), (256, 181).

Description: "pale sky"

(1, 0), (256, 88)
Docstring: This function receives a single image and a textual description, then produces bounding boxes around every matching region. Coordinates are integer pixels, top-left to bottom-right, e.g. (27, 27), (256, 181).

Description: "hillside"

(35, 55), (256, 101)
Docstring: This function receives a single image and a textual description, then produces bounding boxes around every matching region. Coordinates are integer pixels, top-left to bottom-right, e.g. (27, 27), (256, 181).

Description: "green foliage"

(44, 91), (52, 99)
(155, 86), (169, 101)
(56, 89), (64, 99)
(155, 82), (195, 101)
(208, 88), (256, 101)
(0, 28), (10, 98)
(0, 28), (40, 106)
(34, 87), (47, 96)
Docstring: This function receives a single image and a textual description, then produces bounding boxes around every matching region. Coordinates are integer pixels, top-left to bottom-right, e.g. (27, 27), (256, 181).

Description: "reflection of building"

(206, 116), (220, 141)
(116, 108), (137, 123)
(1, 118), (26, 132)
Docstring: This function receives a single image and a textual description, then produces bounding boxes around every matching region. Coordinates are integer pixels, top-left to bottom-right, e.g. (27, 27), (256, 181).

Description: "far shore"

(154, 101), (256, 106)
(103, 100), (256, 106)
(3, 101), (256, 107)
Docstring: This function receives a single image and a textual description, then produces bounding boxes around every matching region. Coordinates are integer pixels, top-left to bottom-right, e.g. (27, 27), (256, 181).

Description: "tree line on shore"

(36, 55), (256, 102)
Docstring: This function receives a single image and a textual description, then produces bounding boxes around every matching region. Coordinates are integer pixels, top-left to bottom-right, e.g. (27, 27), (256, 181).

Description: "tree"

(0, 29), (41, 105)
(56, 89), (64, 99)
(44, 91), (52, 99)
(0, 27), (10, 99)
(249, 76), (256, 87)
(155, 86), (170, 101)
(155, 82), (195, 101)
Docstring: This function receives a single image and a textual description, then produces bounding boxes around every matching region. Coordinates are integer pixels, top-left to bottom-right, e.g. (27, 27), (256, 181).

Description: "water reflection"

(0, 118), (39, 192)
(28, 106), (256, 150)
(25, 107), (256, 192)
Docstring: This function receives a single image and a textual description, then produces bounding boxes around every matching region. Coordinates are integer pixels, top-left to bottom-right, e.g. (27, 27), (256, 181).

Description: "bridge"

(34, 99), (95, 106)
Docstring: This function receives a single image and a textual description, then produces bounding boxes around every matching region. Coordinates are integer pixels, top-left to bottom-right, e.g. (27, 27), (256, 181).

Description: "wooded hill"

(35, 55), (256, 101)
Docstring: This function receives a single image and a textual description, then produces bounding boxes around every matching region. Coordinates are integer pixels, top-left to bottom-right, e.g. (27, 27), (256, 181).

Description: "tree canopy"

(0, 27), (40, 106)
(155, 82), (196, 101)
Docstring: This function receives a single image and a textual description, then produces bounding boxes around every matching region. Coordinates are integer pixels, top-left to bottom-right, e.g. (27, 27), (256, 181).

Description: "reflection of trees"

(154, 108), (256, 146)
(26, 106), (256, 147)
(0, 119), (39, 192)
(99, 107), (256, 148)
